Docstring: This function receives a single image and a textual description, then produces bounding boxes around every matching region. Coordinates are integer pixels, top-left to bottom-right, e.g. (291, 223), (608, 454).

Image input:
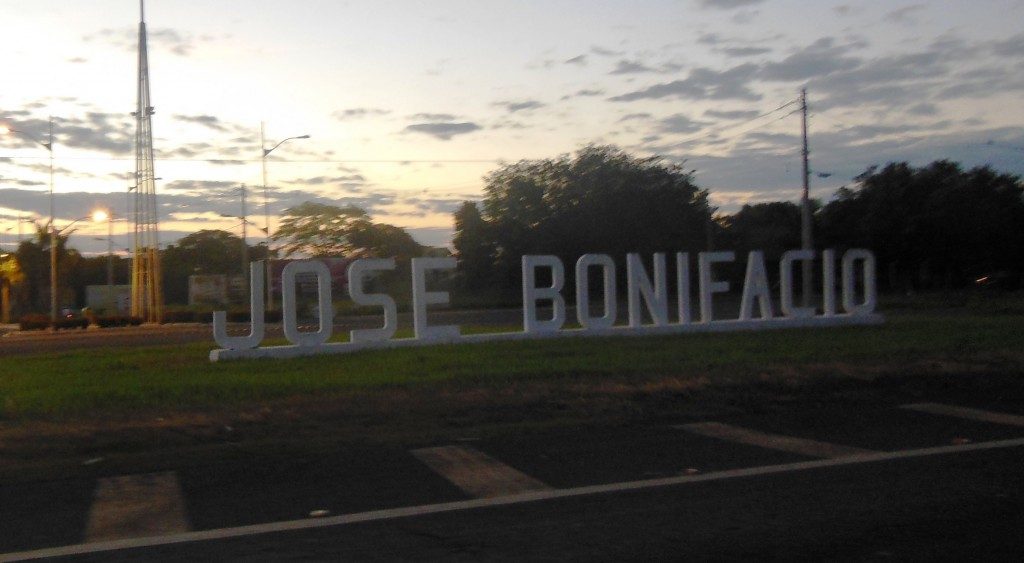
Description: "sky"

(2, 0), (1023, 256)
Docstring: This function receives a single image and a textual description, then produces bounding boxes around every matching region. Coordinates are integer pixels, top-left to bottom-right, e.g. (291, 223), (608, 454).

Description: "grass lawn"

(1, 305), (1021, 421)
(0, 294), (1022, 477)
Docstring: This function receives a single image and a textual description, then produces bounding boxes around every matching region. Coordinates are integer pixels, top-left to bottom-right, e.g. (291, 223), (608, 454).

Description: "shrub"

(161, 310), (197, 323)
(226, 310), (250, 323)
(18, 314), (90, 331)
(95, 316), (139, 328)
(18, 314), (50, 331)
(58, 317), (89, 330)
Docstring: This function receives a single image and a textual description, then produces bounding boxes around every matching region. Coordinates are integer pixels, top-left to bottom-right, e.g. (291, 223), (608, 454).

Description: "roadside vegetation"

(2, 294), (1021, 421)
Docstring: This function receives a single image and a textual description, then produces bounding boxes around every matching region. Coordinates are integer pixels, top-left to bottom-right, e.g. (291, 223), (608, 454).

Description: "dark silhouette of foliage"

(161, 229), (269, 305)
(455, 145), (714, 289)
(818, 160), (1024, 290)
(273, 202), (423, 259)
(452, 201), (495, 287)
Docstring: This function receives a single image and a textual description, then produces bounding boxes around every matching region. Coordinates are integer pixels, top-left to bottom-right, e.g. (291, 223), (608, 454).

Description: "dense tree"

(161, 230), (269, 305)
(13, 224), (80, 313)
(0, 253), (23, 322)
(273, 202), (422, 259)
(717, 202), (807, 286)
(458, 145), (714, 288)
(818, 160), (1024, 290)
(452, 201), (494, 287)
(68, 255), (130, 310)
(719, 202), (804, 261)
(347, 222), (423, 261)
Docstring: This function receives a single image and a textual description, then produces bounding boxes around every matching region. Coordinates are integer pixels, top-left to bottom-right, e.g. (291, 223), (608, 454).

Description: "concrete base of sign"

(210, 313), (884, 362)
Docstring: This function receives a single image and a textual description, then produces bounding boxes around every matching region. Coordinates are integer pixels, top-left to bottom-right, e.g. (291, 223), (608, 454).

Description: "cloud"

(590, 46), (624, 57)
(10, 113), (137, 154)
(698, 33), (773, 58)
(760, 38), (862, 81)
(148, 28), (197, 56)
(564, 54), (588, 66)
(993, 34), (1024, 57)
(160, 142), (213, 159)
(163, 180), (238, 196)
(610, 63), (761, 102)
(885, 4), (926, 25)
(173, 114), (229, 132)
(403, 122), (482, 141)
(84, 26), (210, 57)
(657, 114), (708, 135)
(0, 188), (136, 228)
(907, 103), (938, 116)
(409, 113), (458, 121)
(610, 60), (656, 74)
(705, 109), (762, 120)
(561, 89), (606, 100)
(803, 36), (999, 112)
(333, 108), (391, 120)
(697, 0), (765, 9)
(291, 174), (368, 191)
(618, 113), (652, 122)
(493, 100), (546, 113)
(721, 46), (772, 57)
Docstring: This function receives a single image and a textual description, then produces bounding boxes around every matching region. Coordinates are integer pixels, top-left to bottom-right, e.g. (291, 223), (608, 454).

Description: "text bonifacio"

(210, 249), (882, 361)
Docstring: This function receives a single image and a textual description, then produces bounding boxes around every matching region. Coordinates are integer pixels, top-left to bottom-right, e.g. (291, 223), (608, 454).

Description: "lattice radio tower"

(131, 0), (163, 322)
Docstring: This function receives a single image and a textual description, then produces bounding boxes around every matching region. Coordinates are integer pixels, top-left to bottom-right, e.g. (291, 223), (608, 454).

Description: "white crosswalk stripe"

(412, 445), (552, 498)
(677, 422), (878, 459)
(84, 471), (190, 542)
(902, 403), (1024, 426)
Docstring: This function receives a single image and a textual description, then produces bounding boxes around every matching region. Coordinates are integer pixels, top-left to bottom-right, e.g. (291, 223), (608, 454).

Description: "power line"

(661, 97), (801, 148)
(0, 154), (506, 164)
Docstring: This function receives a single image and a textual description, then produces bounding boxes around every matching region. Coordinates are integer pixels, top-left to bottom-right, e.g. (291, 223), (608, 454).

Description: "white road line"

(84, 472), (190, 543)
(901, 403), (1024, 427)
(3, 437), (1024, 562)
(677, 422), (878, 458)
(411, 445), (552, 498)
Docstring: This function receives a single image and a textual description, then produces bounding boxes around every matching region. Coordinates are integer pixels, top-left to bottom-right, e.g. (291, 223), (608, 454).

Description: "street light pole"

(261, 128), (309, 312)
(48, 117), (58, 328)
(91, 210), (116, 312)
(240, 184), (248, 282)
(0, 118), (57, 326)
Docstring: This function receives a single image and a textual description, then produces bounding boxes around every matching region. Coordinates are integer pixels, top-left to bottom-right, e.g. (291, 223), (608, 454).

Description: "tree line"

(453, 145), (1024, 294)
(2, 144), (1020, 321)
(0, 203), (426, 318)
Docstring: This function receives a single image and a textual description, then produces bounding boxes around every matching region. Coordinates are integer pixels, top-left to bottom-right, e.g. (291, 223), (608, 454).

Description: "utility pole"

(47, 117), (57, 328)
(260, 128), (308, 312)
(240, 184), (249, 284)
(799, 88), (813, 309)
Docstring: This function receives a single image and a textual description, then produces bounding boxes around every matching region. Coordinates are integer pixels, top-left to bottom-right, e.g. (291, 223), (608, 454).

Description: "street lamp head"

(92, 210), (109, 223)
(264, 134), (310, 157)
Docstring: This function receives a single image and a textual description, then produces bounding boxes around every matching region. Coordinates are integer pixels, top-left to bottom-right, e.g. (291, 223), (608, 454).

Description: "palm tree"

(0, 253), (24, 323)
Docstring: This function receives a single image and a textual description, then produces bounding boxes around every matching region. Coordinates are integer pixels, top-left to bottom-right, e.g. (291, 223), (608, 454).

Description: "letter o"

(282, 260), (334, 346)
(842, 249), (877, 315)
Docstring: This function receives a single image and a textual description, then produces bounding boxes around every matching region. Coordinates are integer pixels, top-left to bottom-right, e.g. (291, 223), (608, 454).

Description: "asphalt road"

(2, 399), (1022, 561)
(63, 448), (1024, 562)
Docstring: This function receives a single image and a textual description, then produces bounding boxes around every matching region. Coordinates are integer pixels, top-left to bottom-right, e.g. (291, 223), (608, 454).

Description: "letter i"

(822, 249), (836, 316)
